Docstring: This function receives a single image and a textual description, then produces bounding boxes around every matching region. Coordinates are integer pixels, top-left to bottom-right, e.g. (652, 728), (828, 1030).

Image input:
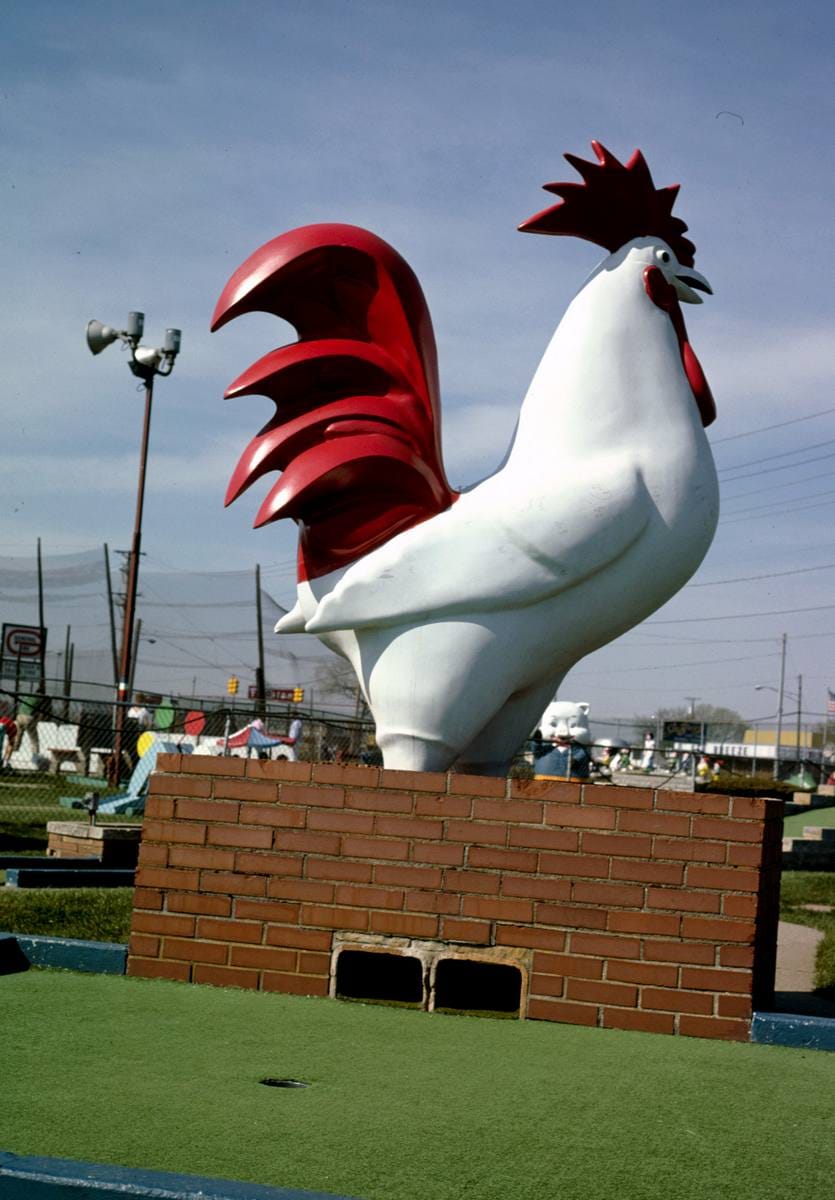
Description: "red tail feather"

(212, 224), (457, 580)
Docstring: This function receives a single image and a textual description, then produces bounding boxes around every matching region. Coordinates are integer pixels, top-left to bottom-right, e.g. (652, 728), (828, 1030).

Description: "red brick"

(213, 778), (278, 803)
(238, 899), (300, 923)
(468, 845), (538, 873)
(680, 967), (752, 993)
(246, 758), (312, 782)
(606, 960), (678, 987)
(262, 972), (329, 997)
(163, 937), (228, 964)
(370, 911), (439, 938)
(405, 889), (460, 915)
(150, 773), (212, 798)
(527, 997), (598, 1026)
(176, 798), (240, 823)
(133, 911), (195, 937)
(282, 783), (345, 809)
(462, 895), (533, 922)
(607, 911), (681, 937)
(311, 762), (380, 787)
(473, 797), (544, 824)
(537, 904), (607, 930)
(572, 881), (644, 907)
(168, 892), (231, 917)
(652, 838), (727, 864)
(618, 810), (690, 837)
(643, 941), (715, 965)
(510, 779), (581, 803)
(132, 887), (163, 910)
(277, 831), (342, 856)
(144, 796), (175, 819)
(642, 987), (713, 1015)
(610, 858), (684, 885)
(569, 932), (641, 959)
(533, 952), (603, 981)
(587, 784), (653, 810)
(374, 863), (442, 889)
(128, 957), (189, 982)
(129, 933), (160, 958)
(265, 926), (332, 951)
(299, 951), (331, 975)
(445, 869), (500, 895)
(730, 795), (768, 820)
(447, 820), (507, 846)
(235, 851), (304, 876)
(300, 904), (369, 931)
(268, 878), (335, 903)
(136, 866), (199, 891)
(181, 755), (246, 776)
(335, 883), (404, 909)
(193, 964), (260, 989)
(379, 768), (448, 792)
(692, 817), (762, 843)
(722, 894), (758, 919)
(341, 835), (409, 861)
(496, 926), (566, 952)
(411, 842), (465, 866)
(685, 865), (759, 892)
(545, 804), (616, 830)
(207, 824), (272, 850)
(509, 827), (579, 852)
(169, 846), (236, 872)
(567, 978), (638, 1007)
(229, 945), (297, 972)
(654, 792), (729, 816)
(678, 1015), (749, 1041)
(719, 940), (758, 969)
(308, 858), (373, 883)
(376, 815), (443, 840)
(239, 804), (306, 829)
(415, 794), (473, 818)
(647, 888), (720, 914)
(581, 832), (652, 857)
(138, 843), (168, 867)
(718, 994), (753, 1018)
(144, 819), (207, 846)
(681, 916), (755, 944)
(200, 871), (266, 896)
(727, 844), (762, 867)
(307, 809), (374, 834)
(448, 772), (506, 797)
(442, 918), (492, 943)
(538, 853), (609, 879)
(530, 973), (565, 997)
(196, 917), (263, 944)
(346, 787), (412, 813)
(501, 875), (572, 902)
(603, 1008), (675, 1034)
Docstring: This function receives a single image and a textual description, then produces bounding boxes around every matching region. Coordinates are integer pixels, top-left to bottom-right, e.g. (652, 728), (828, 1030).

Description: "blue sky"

(1, 0), (834, 726)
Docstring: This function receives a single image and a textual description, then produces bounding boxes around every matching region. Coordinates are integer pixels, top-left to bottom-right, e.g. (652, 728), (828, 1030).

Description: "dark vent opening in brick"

(335, 950), (424, 1005)
(434, 959), (522, 1015)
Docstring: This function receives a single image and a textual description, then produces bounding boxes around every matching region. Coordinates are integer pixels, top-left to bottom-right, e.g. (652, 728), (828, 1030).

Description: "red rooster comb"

(519, 140), (696, 268)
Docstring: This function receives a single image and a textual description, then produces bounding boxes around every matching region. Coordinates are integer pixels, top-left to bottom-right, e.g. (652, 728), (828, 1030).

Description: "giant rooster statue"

(212, 142), (719, 775)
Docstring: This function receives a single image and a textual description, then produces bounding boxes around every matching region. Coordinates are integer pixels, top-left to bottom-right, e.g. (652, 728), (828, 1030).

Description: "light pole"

(86, 312), (181, 781)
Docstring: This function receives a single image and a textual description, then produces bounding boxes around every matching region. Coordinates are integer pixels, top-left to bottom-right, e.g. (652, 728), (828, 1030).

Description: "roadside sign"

(247, 685), (302, 702)
(0, 623), (47, 681)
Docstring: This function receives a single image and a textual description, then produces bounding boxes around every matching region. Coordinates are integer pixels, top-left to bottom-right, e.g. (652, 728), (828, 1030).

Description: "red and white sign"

(3, 624), (45, 658)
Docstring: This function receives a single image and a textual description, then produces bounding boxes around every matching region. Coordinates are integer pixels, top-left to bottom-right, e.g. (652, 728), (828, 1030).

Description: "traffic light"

(227, 676), (239, 696)
(292, 687), (304, 704)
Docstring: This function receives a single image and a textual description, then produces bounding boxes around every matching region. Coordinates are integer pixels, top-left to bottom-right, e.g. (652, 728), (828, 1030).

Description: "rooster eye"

(655, 249), (671, 264)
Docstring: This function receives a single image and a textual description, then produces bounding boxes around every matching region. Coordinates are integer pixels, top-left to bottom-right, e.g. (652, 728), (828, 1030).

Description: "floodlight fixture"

(85, 310), (181, 381)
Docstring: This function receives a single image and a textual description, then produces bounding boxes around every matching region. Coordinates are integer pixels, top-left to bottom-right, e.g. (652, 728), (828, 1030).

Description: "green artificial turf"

(783, 805), (835, 837)
(4, 972), (835, 1200)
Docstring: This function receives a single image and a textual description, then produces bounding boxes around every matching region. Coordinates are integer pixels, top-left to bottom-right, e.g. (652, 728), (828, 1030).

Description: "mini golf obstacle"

(127, 755), (785, 1041)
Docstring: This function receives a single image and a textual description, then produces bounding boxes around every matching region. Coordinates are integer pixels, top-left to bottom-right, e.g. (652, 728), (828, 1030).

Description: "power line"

(711, 404), (835, 445)
(646, 602), (835, 625)
(687, 562), (835, 588)
(721, 495), (835, 524)
(718, 448), (835, 483)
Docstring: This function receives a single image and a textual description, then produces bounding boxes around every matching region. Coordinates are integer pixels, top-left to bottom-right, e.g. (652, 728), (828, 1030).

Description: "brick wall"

(127, 756), (784, 1041)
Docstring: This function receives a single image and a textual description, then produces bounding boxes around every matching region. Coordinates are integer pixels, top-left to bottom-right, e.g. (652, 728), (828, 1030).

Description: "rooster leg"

(454, 678), (562, 778)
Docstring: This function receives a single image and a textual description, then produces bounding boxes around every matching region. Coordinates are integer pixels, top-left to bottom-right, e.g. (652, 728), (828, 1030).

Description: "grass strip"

(0, 887), (133, 943)
(4, 971), (835, 1200)
(780, 871), (835, 993)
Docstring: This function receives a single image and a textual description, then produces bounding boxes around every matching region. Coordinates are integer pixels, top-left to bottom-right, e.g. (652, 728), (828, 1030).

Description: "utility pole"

(36, 537), (46, 695)
(255, 564), (266, 720)
(796, 673), (803, 771)
(103, 544), (119, 687)
(774, 632), (787, 782)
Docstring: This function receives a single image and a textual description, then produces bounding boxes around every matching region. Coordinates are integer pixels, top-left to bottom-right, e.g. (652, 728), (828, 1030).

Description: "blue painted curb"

(0, 1151), (362, 1199)
(5, 869), (135, 888)
(0, 858), (103, 871)
(751, 1010), (835, 1052)
(0, 933), (127, 976)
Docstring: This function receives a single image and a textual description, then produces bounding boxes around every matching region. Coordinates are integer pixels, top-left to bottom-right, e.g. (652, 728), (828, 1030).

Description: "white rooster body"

(213, 144), (719, 775)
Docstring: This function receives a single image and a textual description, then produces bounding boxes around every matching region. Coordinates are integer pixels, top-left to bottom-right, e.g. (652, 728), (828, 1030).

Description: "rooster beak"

(673, 268), (712, 305)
